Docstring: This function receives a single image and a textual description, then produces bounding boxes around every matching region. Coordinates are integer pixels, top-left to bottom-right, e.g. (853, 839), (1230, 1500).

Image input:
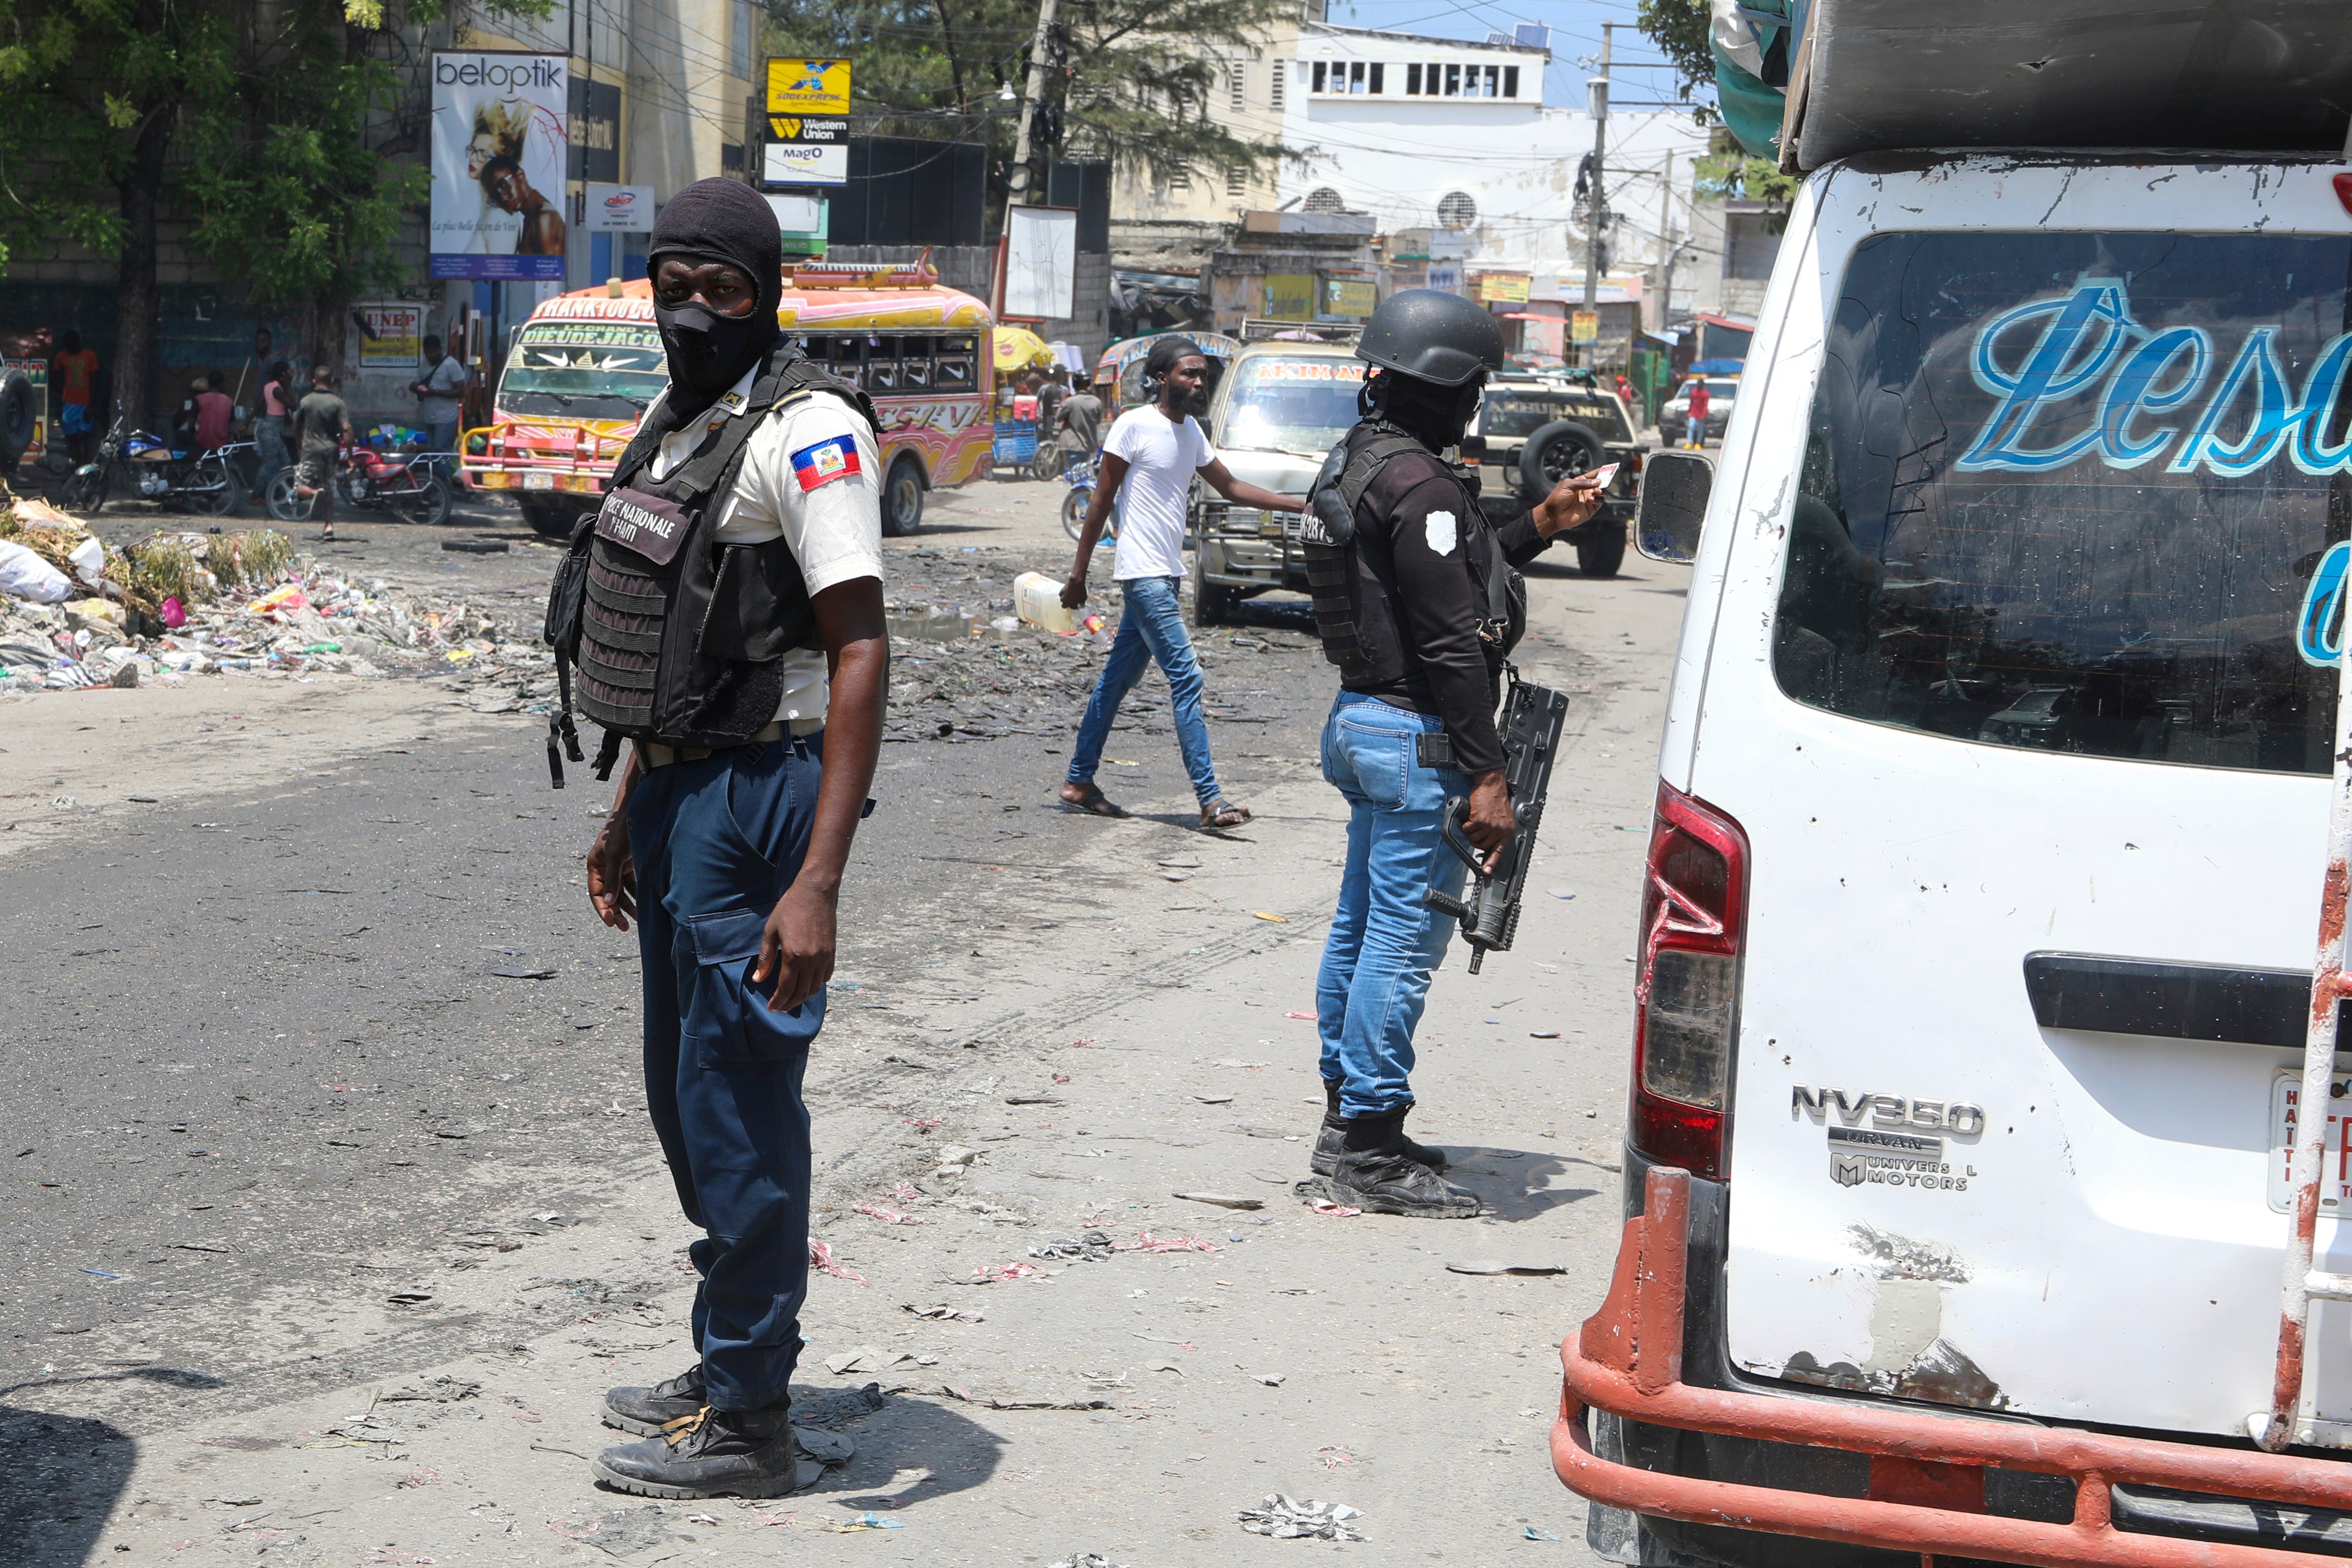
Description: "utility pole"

(1657, 149), (1680, 326)
(1009, 0), (1063, 205)
(1581, 21), (1611, 367)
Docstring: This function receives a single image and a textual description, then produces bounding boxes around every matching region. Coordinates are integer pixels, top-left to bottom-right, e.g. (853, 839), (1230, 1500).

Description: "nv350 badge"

(1792, 1087), (1985, 1193)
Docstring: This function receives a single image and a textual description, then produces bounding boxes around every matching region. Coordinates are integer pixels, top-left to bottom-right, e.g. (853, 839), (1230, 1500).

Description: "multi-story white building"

(1106, 7), (1709, 347)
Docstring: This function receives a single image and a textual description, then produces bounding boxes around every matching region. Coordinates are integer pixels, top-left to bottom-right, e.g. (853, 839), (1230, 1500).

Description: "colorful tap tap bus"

(462, 261), (995, 538)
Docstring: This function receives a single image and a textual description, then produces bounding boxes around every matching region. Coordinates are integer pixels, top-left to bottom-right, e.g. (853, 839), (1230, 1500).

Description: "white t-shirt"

(1102, 408), (1214, 581)
(644, 364), (884, 724)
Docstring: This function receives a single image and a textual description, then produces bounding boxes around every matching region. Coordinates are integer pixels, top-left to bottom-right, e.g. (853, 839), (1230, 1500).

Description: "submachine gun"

(1422, 675), (1571, 974)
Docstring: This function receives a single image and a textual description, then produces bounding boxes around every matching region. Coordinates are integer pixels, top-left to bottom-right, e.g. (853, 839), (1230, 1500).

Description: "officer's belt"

(634, 718), (818, 769)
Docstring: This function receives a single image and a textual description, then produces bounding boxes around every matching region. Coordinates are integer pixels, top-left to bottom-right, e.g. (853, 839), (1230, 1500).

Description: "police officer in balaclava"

(1298, 289), (1608, 1217)
(566, 178), (891, 1497)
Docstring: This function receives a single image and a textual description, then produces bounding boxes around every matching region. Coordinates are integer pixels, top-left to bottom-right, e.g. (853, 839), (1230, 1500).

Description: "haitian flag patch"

(790, 436), (860, 491)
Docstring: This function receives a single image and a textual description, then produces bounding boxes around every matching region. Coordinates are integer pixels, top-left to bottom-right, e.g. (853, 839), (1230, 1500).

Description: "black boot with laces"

(592, 1403), (822, 1499)
(1310, 1082), (1448, 1176)
(602, 1361), (706, 1436)
(1325, 1108), (1481, 1218)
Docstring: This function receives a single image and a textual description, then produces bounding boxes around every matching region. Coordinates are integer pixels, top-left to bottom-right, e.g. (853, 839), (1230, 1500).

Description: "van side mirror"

(1636, 449), (1711, 564)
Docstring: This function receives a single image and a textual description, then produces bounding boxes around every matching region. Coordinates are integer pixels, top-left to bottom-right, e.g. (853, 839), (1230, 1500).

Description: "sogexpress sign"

(1958, 279), (2352, 478)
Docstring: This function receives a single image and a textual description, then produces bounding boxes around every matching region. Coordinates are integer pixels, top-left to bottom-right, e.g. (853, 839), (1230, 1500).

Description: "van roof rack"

(1239, 319), (1364, 344)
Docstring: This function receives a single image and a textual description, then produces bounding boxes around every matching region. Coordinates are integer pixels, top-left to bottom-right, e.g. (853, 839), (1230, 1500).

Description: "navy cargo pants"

(626, 731), (827, 1414)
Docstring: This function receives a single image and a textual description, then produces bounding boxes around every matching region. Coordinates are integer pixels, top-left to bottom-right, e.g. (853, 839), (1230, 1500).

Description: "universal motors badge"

(1794, 1087), (1983, 1193)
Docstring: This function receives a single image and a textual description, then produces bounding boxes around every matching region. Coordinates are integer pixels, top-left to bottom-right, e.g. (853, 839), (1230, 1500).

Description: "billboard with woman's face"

(429, 51), (569, 280)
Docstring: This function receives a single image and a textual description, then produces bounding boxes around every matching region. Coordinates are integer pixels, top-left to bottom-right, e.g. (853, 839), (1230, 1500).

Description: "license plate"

(523, 472), (555, 491)
(2268, 1071), (2352, 1214)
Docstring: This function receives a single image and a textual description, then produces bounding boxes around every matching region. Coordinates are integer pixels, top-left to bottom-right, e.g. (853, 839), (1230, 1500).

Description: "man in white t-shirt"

(1058, 337), (1305, 828)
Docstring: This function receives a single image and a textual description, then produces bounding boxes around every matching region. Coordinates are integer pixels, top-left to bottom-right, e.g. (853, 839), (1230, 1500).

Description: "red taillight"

(2335, 171), (2352, 219)
(1629, 780), (1749, 1181)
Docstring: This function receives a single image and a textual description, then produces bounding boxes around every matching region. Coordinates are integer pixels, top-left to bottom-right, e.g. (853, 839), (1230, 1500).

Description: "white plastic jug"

(1014, 571), (1079, 635)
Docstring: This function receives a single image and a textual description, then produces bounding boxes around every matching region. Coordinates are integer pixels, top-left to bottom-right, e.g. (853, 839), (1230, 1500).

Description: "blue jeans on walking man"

(1315, 692), (1472, 1118)
(626, 732), (827, 1413)
(1066, 575), (1222, 809)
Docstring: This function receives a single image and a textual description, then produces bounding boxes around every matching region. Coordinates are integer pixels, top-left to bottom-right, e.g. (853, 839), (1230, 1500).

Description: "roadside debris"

(1524, 1525), (1563, 1541)
(808, 1239), (870, 1286)
(789, 1383), (887, 1428)
(1239, 1495), (1364, 1541)
(0, 502), (553, 702)
(1172, 1191), (1264, 1210)
(899, 1302), (983, 1322)
(1050, 1555), (1135, 1568)
(1444, 1260), (1567, 1277)
(854, 1203), (924, 1225)
(938, 1383), (1114, 1412)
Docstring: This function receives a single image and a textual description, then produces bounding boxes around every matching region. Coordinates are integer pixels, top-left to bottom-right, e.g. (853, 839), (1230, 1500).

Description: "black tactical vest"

(540, 345), (877, 786)
(1298, 420), (1523, 680)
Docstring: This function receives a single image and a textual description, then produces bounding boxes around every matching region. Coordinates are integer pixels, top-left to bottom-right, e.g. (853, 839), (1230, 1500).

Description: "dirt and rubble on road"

(0, 487), (559, 714)
(2, 475), (1665, 1566)
(879, 540), (1324, 747)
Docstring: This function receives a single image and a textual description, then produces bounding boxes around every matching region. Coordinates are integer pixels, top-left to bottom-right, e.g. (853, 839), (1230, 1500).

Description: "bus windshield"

(499, 322), (668, 418)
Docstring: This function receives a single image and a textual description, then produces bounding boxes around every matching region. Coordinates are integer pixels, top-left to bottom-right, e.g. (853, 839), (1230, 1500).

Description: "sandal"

(1200, 799), (1251, 829)
(1060, 781), (1127, 818)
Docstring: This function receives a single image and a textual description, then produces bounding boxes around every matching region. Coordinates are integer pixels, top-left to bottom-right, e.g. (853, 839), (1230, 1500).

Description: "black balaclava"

(646, 179), (785, 421)
(1367, 368), (1483, 452)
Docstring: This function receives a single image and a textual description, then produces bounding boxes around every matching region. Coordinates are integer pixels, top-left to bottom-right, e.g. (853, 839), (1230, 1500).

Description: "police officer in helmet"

(563, 179), (890, 1496)
(1302, 289), (1606, 1217)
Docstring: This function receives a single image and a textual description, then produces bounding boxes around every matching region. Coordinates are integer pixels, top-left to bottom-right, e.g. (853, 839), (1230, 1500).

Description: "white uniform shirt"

(644, 362), (884, 724)
(1101, 408), (1213, 581)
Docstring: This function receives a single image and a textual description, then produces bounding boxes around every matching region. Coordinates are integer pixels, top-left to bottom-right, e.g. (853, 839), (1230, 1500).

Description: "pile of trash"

(0, 489), (552, 700)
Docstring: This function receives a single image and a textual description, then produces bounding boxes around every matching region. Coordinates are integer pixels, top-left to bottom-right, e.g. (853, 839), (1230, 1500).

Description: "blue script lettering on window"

(1958, 280), (2352, 478)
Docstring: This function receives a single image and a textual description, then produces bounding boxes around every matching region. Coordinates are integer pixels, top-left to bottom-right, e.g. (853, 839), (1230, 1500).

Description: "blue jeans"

(423, 419), (458, 456)
(1066, 574), (1220, 808)
(1316, 692), (1472, 1118)
(626, 732), (829, 1412)
(1686, 414), (1706, 446)
(252, 416), (289, 492)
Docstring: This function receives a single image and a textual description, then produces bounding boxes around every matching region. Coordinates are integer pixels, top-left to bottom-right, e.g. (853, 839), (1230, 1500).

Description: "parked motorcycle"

(1060, 452), (1112, 542)
(61, 415), (244, 516)
(265, 445), (454, 528)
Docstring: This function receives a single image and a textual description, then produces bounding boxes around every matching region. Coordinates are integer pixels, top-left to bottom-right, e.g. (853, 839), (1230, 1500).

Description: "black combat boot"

(592, 1403), (822, 1499)
(602, 1361), (707, 1436)
(1311, 1081), (1447, 1176)
(1325, 1108), (1481, 1218)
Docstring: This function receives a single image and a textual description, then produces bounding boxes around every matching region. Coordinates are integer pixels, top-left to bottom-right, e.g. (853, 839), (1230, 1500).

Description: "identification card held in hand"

(1585, 463), (1619, 488)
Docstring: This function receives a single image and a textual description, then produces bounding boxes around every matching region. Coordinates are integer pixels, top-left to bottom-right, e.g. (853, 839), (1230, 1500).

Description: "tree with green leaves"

(760, 0), (1296, 201)
(1634, 0), (1795, 217)
(0, 0), (543, 427)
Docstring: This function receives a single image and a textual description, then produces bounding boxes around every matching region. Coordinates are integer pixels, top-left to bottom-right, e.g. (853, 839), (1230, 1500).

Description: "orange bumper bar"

(1556, 1167), (2352, 1568)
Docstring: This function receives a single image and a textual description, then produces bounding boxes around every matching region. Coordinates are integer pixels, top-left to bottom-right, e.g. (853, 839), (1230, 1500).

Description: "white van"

(1559, 152), (2352, 1566)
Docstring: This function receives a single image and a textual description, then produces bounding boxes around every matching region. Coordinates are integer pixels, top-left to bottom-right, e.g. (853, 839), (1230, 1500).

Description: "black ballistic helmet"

(1356, 288), (1506, 388)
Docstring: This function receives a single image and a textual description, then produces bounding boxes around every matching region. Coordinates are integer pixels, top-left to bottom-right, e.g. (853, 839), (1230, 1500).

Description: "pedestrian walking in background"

(1056, 336), (1302, 828)
(1054, 373), (1103, 468)
(291, 365), (352, 541)
(51, 330), (99, 464)
(413, 335), (466, 456)
(576, 178), (889, 1500)
(1685, 377), (1710, 448)
(253, 360), (293, 495)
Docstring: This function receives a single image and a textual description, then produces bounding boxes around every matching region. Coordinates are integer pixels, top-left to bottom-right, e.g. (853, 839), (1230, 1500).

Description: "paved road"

(1, 476), (1681, 1566)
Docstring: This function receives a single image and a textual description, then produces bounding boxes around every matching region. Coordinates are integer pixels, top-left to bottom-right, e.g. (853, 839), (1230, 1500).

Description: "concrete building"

(1106, 7), (1708, 351)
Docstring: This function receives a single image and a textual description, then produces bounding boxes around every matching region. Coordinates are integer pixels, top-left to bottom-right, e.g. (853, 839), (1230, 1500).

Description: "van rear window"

(1776, 232), (2352, 775)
